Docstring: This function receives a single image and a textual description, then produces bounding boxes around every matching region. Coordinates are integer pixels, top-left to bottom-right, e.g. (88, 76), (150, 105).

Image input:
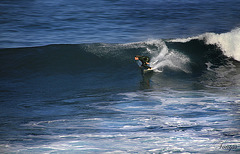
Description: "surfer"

(135, 55), (151, 69)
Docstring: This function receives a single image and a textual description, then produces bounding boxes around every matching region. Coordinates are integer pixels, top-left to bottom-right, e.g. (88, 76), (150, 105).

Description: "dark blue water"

(1, 0), (240, 153)
(1, 0), (240, 48)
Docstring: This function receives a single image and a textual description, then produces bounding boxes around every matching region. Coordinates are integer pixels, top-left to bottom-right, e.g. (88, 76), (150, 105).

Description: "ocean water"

(0, 0), (240, 153)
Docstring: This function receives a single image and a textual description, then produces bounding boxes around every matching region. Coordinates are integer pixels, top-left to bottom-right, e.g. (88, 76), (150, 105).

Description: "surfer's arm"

(142, 62), (151, 69)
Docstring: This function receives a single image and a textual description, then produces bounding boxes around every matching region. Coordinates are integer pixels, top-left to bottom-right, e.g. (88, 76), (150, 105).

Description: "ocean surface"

(1, 0), (240, 153)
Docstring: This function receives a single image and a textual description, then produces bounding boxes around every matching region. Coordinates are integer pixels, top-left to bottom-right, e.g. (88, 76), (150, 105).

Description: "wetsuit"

(138, 56), (151, 69)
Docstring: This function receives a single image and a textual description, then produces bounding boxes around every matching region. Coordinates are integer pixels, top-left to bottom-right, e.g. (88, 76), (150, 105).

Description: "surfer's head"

(135, 55), (140, 60)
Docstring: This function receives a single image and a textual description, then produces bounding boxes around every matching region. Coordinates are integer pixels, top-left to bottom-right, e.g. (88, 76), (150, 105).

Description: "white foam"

(144, 39), (191, 73)
(170, 28), (240, 61)
(204, 28), (240, 61)
(169, 36), (200, 43)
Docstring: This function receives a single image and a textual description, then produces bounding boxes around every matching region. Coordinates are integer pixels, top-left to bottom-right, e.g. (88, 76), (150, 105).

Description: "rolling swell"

(0, 44), (141, 78)
(0, 38), (235, 79)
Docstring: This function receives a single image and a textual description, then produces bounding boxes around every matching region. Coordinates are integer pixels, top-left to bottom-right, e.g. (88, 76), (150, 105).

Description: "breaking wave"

(170, 27), (240, 61)
(0, 29), (239, 79)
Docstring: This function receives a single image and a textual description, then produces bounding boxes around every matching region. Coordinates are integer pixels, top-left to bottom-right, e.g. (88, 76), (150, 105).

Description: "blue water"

(1, 0), (240, 153)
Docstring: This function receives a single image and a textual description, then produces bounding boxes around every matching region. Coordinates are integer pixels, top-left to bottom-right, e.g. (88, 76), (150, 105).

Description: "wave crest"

(170, 28), (240, 61)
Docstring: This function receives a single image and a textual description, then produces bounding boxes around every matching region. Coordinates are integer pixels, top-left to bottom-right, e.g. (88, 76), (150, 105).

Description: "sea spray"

(144, 40), (191, 73)
(169, 28), (240, 62)
(204, 28), (240, 61)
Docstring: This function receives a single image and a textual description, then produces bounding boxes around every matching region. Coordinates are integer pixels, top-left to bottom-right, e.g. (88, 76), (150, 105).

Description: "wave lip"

(169, 28), (240, 62)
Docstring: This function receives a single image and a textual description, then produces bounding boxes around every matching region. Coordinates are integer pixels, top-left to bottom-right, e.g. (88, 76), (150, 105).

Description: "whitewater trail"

(145, 40), (191, 73)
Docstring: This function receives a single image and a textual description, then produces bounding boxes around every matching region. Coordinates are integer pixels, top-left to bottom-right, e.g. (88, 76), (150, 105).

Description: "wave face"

(1, 30), (239, 79)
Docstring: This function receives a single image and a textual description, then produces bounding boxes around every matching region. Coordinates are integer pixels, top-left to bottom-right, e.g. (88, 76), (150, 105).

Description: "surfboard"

(141, 67), (153, 74)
